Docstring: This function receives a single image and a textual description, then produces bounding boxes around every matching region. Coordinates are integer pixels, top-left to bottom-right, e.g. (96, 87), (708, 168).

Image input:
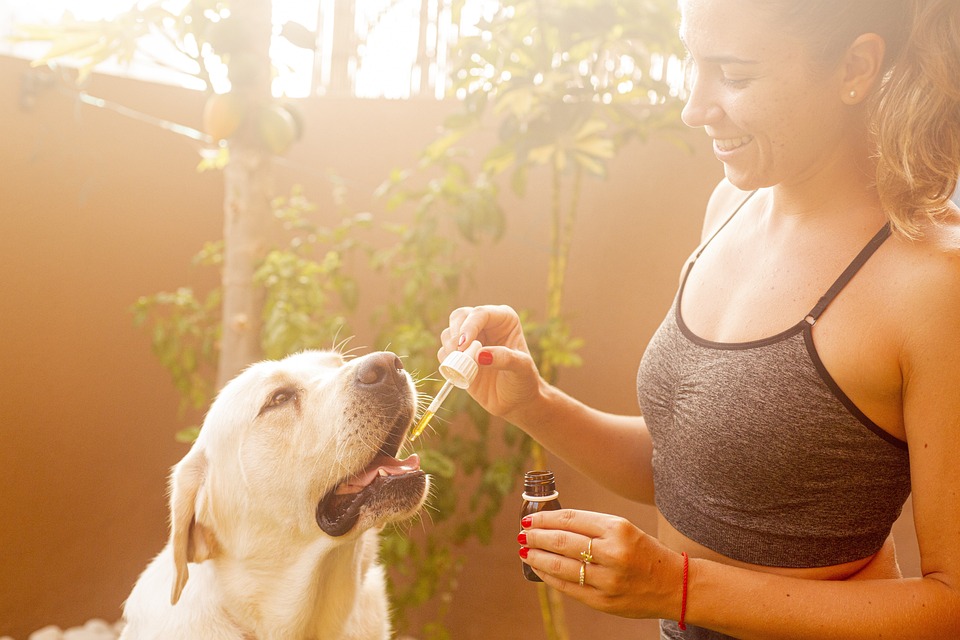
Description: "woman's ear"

(841, 32), (887, 104)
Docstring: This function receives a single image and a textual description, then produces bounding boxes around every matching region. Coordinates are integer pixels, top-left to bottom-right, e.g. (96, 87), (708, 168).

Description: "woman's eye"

(720, 75), (750, 88)
(718, 65), (753, 88)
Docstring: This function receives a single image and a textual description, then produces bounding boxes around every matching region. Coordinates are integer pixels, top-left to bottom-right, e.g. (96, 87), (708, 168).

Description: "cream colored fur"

(120, 350), (428, 640)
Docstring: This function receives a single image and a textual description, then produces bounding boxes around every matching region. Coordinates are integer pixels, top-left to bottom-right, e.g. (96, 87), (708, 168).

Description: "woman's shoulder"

(891, 205), (960, 266)
(885, 208), (960, 321)
(919, 204), (960, 256)
(881, 211), (960, 448)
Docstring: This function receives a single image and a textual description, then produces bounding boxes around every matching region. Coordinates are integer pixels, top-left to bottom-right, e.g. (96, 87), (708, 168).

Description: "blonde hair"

(874, 0), (960, 238)
(771, 0), (960, 238)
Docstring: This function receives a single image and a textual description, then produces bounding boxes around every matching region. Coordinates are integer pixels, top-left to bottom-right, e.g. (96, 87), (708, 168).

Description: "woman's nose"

(681, 72), (723, 129)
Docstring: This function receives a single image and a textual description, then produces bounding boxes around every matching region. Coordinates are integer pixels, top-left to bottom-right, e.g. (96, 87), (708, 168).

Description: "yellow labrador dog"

(120, 350), (429, 640)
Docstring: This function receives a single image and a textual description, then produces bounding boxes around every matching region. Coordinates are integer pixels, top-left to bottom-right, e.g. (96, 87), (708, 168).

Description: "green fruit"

(258, 104), (297, 154)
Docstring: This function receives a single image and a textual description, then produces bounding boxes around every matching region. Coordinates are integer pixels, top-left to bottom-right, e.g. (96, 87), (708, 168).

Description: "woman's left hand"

(518, 509), (684, 619)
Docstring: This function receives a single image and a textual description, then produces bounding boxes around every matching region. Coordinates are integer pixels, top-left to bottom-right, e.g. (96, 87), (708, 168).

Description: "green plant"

(130, 243), (222, 434)
(256, 186), (368, 359)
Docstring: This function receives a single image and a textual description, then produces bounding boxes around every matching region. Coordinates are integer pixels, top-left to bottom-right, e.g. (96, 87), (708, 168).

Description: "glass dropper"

(409, 340), (482, 441)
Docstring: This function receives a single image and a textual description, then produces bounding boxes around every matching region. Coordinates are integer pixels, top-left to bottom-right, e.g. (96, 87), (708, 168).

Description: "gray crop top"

(637, 195), (911, 568)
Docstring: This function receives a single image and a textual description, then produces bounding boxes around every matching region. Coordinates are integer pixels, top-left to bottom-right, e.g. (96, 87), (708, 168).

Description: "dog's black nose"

(357, 352), (405, 387)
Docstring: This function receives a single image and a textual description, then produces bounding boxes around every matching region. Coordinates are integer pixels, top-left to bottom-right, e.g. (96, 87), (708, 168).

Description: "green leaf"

(174, 425), (201, 443)
(419, 448), (457, 479)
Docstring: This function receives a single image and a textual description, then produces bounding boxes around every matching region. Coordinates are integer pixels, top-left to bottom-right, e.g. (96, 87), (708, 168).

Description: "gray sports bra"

(637, 193), (911, 568)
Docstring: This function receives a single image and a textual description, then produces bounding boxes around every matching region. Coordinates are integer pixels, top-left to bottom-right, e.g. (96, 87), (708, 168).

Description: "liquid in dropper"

(410, 411), (434, 440)
(409, 378), (454, 440)
(409, 341), (481, 442)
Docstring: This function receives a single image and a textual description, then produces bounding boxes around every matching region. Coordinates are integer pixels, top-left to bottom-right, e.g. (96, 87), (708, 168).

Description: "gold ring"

(580, 537), (594, 564)
(578, 562), (585, 586)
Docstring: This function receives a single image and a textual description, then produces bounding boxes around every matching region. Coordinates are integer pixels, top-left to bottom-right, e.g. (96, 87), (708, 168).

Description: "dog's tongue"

(334, 453), (420, 495)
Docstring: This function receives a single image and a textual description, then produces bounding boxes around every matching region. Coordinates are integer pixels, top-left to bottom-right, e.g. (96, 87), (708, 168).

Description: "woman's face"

(679, 0), (849, 191)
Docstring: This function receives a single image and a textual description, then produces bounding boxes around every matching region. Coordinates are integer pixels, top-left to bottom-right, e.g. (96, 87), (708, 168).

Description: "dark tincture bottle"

(520, 470), (561, 582)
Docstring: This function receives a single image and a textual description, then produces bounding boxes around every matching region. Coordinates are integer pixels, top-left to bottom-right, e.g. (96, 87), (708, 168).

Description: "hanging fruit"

(280, 101), (305, 142)
(202, 92), (246, 141)
(258, 103), (298, 155)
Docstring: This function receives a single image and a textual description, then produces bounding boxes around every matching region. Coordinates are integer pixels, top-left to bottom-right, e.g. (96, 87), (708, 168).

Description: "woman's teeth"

(715, 136), (753, 151)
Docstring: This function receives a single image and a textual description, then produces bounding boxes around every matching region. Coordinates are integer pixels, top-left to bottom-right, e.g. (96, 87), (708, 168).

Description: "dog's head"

(167, 350), (429, 604)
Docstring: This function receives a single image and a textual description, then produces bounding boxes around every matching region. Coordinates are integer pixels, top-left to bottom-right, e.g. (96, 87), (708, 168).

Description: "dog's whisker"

(415, 395), (434, 413)
(415, 373), (443, 386)
(339, 341), (368, 361)
(341, 343), (366, 357)
(330, 327), (351, 354)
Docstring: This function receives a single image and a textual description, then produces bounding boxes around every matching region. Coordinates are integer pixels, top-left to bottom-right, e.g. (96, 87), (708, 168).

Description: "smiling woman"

(432, 0), (960, 638)
(0, 0), (496, 99)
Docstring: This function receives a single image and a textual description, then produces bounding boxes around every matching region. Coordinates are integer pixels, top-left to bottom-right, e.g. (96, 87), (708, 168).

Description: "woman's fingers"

(527, 548), (596, 587)
(446, 305), (523, 349)
(440, 307), (472, 354)
(523, 508), (614, 540)
(521, 528), (598, 563)
(518, 510), (616, 585)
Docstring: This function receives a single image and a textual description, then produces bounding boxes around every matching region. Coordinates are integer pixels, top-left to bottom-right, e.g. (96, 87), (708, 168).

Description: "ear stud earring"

(849, 90), (857, 99)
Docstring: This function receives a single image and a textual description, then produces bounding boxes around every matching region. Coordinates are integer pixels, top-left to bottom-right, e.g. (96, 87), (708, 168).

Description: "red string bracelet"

(679, 552), (689, 631)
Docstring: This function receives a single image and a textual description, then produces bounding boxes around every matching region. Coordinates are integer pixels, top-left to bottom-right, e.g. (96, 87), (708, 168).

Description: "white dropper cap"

(409, 340), (482, 441)
(438, 340), (481, 389)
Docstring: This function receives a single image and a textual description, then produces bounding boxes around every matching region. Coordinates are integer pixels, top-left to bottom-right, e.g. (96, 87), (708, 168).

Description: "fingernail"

(521, 516), (532, 528)
(517, 531), (527, 545)
(478, 351), (493, 365)
(458, 334), (467, 347)
(519, 546), (529, 559)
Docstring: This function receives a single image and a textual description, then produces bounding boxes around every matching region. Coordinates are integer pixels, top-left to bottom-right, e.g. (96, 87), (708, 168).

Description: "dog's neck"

(212, 529), (382, 640)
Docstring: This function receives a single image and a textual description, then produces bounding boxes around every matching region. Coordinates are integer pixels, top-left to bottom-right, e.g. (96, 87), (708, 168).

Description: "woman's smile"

(713, 135), (754, 153)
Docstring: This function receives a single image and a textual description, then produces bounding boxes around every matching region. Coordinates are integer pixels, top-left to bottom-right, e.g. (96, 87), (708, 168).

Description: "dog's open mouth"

(316, 447), (425, 537)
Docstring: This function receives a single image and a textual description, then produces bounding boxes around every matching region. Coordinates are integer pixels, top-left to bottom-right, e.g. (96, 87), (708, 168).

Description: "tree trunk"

(217, 146), (273, 387)
(215, 0), (275, 389)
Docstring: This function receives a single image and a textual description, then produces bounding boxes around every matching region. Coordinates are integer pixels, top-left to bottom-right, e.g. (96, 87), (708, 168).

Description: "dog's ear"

(168, 445), (219, 605)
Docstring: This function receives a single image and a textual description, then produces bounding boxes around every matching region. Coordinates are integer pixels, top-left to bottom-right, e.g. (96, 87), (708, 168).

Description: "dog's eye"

(260, 387), (298, 415)
(270, 390), (293, 406)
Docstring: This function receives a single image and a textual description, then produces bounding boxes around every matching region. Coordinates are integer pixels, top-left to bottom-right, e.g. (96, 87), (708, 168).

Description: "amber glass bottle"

(520, 470), (561, 582)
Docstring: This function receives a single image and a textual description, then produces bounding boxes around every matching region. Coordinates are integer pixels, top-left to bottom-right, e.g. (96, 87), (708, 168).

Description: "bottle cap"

(439, 340), (481, 389)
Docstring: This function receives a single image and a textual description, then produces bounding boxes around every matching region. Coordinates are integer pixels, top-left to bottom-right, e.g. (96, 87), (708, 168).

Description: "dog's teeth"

(378, 468), (388, 477)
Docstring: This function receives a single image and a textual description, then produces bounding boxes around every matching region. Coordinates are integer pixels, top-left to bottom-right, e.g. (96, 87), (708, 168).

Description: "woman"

(437, 0), (960, 637)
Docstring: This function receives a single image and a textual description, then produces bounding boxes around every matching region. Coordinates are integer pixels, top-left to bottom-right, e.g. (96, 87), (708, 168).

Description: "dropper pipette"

(409, 340), (482, 441)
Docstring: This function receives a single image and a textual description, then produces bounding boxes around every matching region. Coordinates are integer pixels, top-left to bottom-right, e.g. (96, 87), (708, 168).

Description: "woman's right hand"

(439, 305), (545, 421)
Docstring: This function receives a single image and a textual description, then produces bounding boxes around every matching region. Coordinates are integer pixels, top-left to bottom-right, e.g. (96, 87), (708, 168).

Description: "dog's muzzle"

(316, 352), (427, 536)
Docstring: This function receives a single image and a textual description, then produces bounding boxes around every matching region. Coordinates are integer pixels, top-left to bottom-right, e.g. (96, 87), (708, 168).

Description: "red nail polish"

(521, 516), (532, 528)
(478, 351), (493, 365)
(519, 546), (529, 559)
(517, 531), (527, 545)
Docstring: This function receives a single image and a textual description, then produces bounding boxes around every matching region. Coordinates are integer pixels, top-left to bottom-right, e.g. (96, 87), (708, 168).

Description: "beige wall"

(0, 54), (919, 639)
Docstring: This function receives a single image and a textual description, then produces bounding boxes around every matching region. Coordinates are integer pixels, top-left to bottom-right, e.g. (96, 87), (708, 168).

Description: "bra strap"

(693, 190), (758, 261)
(805, 223), (892, 325)
(678, 190), (758, 297)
